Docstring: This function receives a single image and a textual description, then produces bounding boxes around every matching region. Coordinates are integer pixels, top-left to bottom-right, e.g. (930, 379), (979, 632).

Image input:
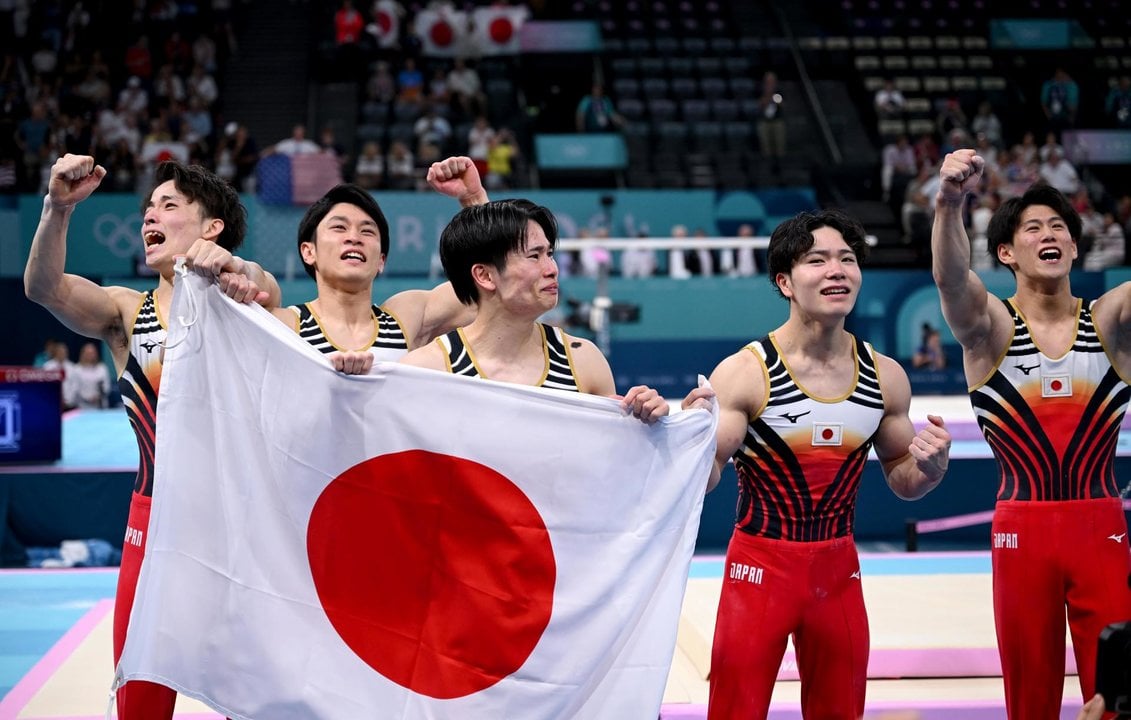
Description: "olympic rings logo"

(94, 212), (143, 259)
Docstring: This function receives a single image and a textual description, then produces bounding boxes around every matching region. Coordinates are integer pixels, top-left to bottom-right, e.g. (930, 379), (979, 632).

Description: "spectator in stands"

(902, 161), (937, 245)
(733, 222), (758, 277)
(911, 323), (946, 371)
(152, 62), (186, 110)
(1015, 130), (1039, 165)
(1041, 67), (1079, 132)
(264, 123), (320, 157)
(192, 31), (217, 74)
(368, 60), (396, 103)
(117, 75), (149, 116)
(124, 35), (153, 82)
(621, 230), (657, 279)
(447, 57), (485, 119)
(1106, 76), (1131, 128)
(881, 134), (917, 204)
(334, 0), (364, 44)
(756, 72), (786, 174)
(935, 98), (967, 141)
(668, 224), (713, 279)
(576, 226), (611, 278)
(414, 104), (452, 155)
(181, 96), (213, 147)
(41, 340), (76, 408)
(969, 191), (999, 271)
(970, 101), (1003, 149)
(1037, 130), (1064, 163)
(396, 57), (424, 105)
(485, 127), (518, 190)
(164, 30), (192, 75)
(71, 341), (111, 409)
(913, 131), (939, 167)
(873, 78), (905, 119)
(354, 140), (384, 189)
(187, 63), (218, 108)
(319, 125), (348, 172)
(426, 67), (450, 108)
(15, 100), (51, 191)
(225, 123), (259, 192)
(1039, 148), (1080, 196)
(466, 114), (494, 176)
(1084, 212), (1126, 270)
(576, 83), (625, 133)
(386, 139), (415, 190)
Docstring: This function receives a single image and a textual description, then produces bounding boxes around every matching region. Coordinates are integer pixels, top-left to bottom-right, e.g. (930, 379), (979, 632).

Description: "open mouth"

(144, 231), (166, 247)
(1038, 248), (1062, 261)
(341, 251), (366, 262)
(821, 287), (850, 296)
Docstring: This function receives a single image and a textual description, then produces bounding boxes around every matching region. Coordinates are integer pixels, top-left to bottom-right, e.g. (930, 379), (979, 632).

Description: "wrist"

(459, 189), (489, 208)
(43, 195), (76, 214)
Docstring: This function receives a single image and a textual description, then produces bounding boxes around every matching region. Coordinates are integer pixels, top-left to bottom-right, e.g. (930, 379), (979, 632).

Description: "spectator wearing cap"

(118, 76), (149, 116)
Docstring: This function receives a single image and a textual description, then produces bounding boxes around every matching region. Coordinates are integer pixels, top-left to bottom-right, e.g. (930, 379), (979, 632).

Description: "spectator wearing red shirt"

(335, 0), (364, 44)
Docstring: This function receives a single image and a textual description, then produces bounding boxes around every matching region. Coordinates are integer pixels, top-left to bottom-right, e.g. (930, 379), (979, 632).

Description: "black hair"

(440, 199), (558, 305)
(144, 161), (247, 251)
(296, 184), (390, 279)
(766, 209), (869, 298)
(986, 182), (1081, 271)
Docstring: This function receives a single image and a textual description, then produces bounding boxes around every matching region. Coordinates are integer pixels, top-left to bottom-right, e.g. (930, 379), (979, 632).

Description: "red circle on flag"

(489, 17), (514, 43)
(430, 20), (454, 47)
(1051, 379), (1063, 391)
(307, 449), (556, 699)
(821, 428), (834, 440)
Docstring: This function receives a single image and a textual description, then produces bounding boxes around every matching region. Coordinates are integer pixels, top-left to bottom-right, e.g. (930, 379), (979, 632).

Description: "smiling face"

(142, 179), (223, 272)
(300, 202), (386, 286)
(776, 226), (861, 318)
(998, 204), (1077, 276)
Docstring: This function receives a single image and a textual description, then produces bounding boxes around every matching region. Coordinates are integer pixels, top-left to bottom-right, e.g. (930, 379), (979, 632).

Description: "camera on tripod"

(1097, 621), (1131, 715)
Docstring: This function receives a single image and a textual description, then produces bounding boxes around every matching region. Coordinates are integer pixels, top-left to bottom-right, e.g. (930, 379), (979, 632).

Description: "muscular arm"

(931, 150), (997, 350)
(382, 285), (476, 349)
(872, 355), (950, 500)
(705, 350), (763, 493)
(24, 156), (133, 362)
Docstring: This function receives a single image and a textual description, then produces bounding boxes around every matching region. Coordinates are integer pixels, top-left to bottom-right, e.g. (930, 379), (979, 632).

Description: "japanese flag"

(116, 272), (717, 720)
(470, 5), (528, 56)
(414, 7), (468, 58)
(366, 0), (401, 48)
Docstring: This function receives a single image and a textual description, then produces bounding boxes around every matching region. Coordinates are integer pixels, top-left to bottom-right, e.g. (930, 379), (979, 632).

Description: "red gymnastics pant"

(113, 492), (177, 719)
(708, 531), (869, 720)
(992, 498), (1131, 720)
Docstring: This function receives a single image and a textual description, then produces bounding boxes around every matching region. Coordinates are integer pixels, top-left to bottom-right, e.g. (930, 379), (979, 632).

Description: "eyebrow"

(327, 214), (377, 227)
(148, 193), (182, 207)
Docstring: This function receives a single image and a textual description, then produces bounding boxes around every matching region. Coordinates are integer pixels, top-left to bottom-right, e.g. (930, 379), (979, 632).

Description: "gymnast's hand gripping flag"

(116, 271), (718, 720)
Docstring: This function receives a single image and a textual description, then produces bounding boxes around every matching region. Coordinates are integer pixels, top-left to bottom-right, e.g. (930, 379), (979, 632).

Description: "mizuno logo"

(850, 571), (861, 580)
(140, 340), (160, 353)
(1109, 533), (1127, 543)
(1015, 362), (1040, 375)
(781, 410), (811, 424)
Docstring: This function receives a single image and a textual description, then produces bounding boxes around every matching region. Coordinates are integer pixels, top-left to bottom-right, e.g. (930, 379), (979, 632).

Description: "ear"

(374, 252), (387, 275)
(471, 263), (496, 294)
(300, 240), (317, 269)
(996, 242), (1014, 266)
(775, 272), (793, 298)
(201, 217), (224, 241)
(1070, 237), (1079, 260)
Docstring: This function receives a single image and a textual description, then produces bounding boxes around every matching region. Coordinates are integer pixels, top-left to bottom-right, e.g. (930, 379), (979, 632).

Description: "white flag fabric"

(117, 272), (717, 720)
(470, 6), (528, 55)
(414, 7), (469, 58)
